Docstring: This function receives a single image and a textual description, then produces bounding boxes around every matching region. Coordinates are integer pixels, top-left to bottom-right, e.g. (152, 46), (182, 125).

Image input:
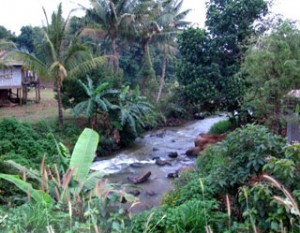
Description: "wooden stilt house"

(0, 51), (40, 106)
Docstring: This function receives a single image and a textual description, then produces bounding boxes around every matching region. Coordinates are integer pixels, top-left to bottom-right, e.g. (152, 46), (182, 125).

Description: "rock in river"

(128, 171), (152, 184)
(168, 152), (178, 158)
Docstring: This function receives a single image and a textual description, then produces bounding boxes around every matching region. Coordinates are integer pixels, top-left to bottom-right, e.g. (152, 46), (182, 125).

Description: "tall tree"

(177, 0), (270, 113)
(205, 0), (270, 109)
(16, 26), (43, 53)
(241, 21), (300, 132)
(85, 0), (135, 72)
(9, 4), (106, 129)
(0, 25), (16, 42)
(133, 0), (162, 92)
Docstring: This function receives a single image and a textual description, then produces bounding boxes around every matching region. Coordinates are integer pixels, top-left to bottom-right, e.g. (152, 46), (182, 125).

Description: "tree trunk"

(143, 41), (153, 68)
(112, 38), (118, 72)
(156, 44), (167, 103)
(139, 40), (156, 92)
(57, 82), (64, 130)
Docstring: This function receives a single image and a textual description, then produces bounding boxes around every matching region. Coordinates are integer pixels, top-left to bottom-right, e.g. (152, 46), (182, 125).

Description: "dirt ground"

(0, 88), (70, 122)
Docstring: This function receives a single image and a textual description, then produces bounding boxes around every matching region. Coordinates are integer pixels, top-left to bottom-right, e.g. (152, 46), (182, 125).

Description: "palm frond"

(8, 51), (48, 78)
(0, 40), (17, 50)
(69, 56), (107, 77)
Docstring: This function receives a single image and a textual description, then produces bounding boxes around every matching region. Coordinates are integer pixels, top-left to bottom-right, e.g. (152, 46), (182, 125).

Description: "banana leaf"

(69, 128), (100, 185)
(0, 174), (52, 204)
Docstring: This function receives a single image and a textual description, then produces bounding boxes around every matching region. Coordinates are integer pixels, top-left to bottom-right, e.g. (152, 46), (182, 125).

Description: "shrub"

(129, 199), (226, 233)
(162, 172), (216, 208)
(0, 118), (56, 169)
(197, 124), (286, 195)
(208, 119), (233, 134)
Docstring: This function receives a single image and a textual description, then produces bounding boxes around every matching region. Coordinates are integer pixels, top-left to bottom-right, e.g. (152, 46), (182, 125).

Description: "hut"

(0, 51), (40, 106)
(286, 90), (300, 143)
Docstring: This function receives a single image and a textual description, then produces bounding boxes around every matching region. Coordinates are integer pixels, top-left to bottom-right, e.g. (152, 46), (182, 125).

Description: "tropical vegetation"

(1, 0), (300, 232)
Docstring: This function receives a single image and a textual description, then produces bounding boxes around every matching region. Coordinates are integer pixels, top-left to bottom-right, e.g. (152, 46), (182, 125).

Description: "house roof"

(0, 50), (24, 67)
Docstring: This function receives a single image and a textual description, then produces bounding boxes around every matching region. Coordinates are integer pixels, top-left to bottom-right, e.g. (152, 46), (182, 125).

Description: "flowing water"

(91, 115), (226, 212)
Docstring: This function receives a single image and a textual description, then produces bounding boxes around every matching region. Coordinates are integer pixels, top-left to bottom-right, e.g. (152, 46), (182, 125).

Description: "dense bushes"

(0, 128), (134, 233)
(0, 118), (56, 169)
(198, 124), (286, 194)
(130, 199), (226, 233)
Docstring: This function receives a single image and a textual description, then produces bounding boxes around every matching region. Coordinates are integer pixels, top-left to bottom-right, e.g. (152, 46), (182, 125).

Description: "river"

(91, 115), (226, 212)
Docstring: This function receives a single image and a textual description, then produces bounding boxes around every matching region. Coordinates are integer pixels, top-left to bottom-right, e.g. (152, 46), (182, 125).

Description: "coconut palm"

(8, 4), (106, 130)
(132, 0), (162, 90)
(85, 0), (136, 72)
(153, 0), (190, 102)
(132, 0), (189, 94)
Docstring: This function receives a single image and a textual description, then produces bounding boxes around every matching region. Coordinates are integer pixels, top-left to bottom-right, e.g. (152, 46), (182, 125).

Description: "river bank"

(91, 115), (227, 212)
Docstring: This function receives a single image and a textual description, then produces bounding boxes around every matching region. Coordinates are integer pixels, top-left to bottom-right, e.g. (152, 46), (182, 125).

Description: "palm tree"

(153, 0), (190, 102)
(133, 0), (162, 90)
(85, 0), (136, 72)
(9, 4), (106, 130)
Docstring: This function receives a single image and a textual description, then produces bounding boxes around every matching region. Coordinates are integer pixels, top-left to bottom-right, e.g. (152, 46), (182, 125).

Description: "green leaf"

(0, 174), (52, 204)
(69, 128), (100, 185)
(84, 171), (105, 191)
(95, 82), (109, 95)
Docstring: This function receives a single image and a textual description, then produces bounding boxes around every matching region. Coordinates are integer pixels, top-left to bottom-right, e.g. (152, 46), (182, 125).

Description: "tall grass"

(208, 119), (232, 134)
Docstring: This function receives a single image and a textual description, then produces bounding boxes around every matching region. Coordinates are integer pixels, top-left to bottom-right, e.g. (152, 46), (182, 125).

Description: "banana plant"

(73, 76), (118, 128)
(0, 128), (102, 205)
(116, 85), (155, 136)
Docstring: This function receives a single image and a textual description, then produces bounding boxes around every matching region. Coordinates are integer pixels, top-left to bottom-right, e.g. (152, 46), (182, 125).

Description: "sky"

(0, 0), (300, 35)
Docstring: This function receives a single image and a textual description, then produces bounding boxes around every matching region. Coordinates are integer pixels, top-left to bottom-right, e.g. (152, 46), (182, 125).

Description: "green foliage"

(0, 174), (52, 204)
(176, 28), (245, 112)
(162, 172), (215, 208)
(197, 124), (285, 194)
(176, 28), (220, 111)
(116, 85), (155, 135)
(0, 25), (16, 41)
(0, 118), (55, 168)
(62, 64), (123, 109)
(0, 203), (57, 232)
(9, 3), (107, 129)
(69, 128), (99, 186)
(0, 128), (134, 232)
(130, 199), (226, 233)
(16, 26), (43, 53)
(72, 76), (118, 129)
(208, 119), (233, 134)
(177, 0), (269, 112)
(241, 20), (300, 132)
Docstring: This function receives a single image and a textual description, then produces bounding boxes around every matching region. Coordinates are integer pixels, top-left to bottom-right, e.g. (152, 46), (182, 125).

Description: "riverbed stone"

(146, 190), (156, 196)
(185, 146), (201, 157)
(167, 171), (179, 178)
(129, 190), (141, 196)
(155, 159), (172, 166)
(128, 171), (152, 184)
(130, 162), (144, 168)
(168, 152), (178, 158)
(153, 147), (159, 151)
